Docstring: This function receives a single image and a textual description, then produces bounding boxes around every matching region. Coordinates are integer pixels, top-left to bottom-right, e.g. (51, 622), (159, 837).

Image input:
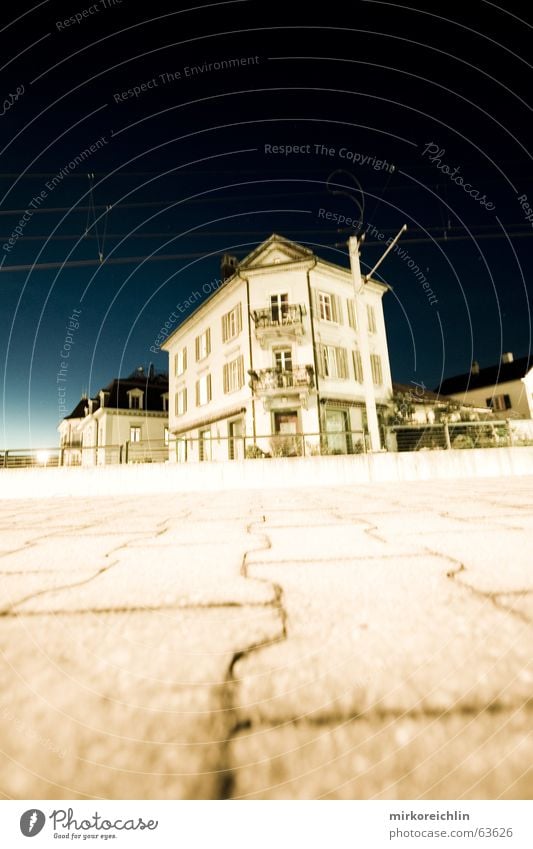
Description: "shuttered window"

(222, 303), (243, 342)
(195, 329), (211, 361)
(317, 345), (349, 379)
(352, 350), (364, 383)
(367, 304), (377, 333)
(346, 298), (357, 330)
(175, 346), (187, 376)
(196, 374), (212, 406)
(370, 354), (383, 385)
(175, 388), (187, 416)
(223, 355), (245, 393)
(316, 291), (341, 323)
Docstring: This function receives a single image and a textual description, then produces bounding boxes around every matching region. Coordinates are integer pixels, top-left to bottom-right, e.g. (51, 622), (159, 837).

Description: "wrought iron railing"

(252, 304), (306, 328)
(248, 365), (315, 393)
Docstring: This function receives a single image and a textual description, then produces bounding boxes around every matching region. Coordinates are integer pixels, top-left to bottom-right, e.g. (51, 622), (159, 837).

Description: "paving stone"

(230, 707), (533, 799)
(235, 559), (533, 723)
(0, 608), (280, 799)
(14, 545), (275, 613)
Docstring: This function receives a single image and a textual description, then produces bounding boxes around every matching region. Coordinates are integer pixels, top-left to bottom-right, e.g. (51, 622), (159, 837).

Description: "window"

(175, 388), (187, 416)
(352, 350), (364, 383)
(222, 303), (242, 342)
(195, 328), (211, 361)
(175, 346), (187, 376)
(318, 345), (348, 379)
(127, 389), (143, 410)
(164, 427), (169, 446)
(270, 293), (289, 323)
(176, 438), (187, 463)
(161, 393), (168, 412)
(367, 304), (377, 333)
(199, 429), (211, 461)
(274, 348), (292, 372)
(347, 298), (357, 330)
(223, 355), (245, 393)
(317, 291), (341, 323)
(196, 373), (212, 406)
(486, 394), (511, 411)
(370, 354), (383, 385)
(130, 426), (141, 443)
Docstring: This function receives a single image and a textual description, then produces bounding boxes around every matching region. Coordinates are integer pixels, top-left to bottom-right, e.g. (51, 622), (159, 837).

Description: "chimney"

(471, 361), (480, 375)
(502, 352), (514, 364)
(221, 253), (238, 281)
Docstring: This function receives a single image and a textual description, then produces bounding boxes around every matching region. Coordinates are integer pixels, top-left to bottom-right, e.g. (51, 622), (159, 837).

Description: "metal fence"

(385, 420), (514, 452)
(2, 421), (531, 469)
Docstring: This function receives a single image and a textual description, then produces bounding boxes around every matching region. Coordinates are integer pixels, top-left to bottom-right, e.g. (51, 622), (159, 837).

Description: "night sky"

(1, 0), (531, 448)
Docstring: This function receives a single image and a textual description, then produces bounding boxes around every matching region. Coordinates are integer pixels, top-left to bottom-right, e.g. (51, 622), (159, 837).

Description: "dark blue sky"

(1, 0), (531, 447)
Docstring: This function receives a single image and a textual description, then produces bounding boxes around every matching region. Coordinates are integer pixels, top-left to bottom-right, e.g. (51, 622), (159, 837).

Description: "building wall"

(164, 245), (393, 460)
(448, 376), (532, 419)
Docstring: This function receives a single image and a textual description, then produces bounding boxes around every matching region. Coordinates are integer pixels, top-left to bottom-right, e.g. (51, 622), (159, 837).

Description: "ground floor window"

(199, 428), (211, 461)
(176, 438), (187, 463)
(324, 409), (351, 454)
(228, 418), (244, 460)
(130, 426), (141, 443)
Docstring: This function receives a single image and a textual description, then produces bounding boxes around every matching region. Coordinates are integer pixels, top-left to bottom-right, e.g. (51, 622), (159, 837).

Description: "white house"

(438, 353), (533, 420)
(161, 233), (393, 461)
(58, 367), (169, 465)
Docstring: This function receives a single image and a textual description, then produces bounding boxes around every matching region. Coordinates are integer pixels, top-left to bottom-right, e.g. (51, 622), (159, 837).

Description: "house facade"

(58, 367), (169, 465)
(162, 233), (393, 461)
(438, 353), (533, 420)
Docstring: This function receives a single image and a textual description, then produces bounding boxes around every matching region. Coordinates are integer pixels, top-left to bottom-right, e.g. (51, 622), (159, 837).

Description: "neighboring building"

(438, 353), (533, 420)
(390, 381), (491, 425)
(58, 367), (169, 465)
(161, 233), (393, 461)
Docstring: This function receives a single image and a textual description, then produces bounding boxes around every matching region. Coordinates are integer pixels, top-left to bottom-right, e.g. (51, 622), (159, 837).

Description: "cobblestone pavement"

(0, 476), (531, 799)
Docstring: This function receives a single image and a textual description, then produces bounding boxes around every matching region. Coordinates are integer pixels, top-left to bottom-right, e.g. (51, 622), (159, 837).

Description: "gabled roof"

(63, 373), (168, 421)
(239, 233), (314, 269)
(438, 355), (532, 395)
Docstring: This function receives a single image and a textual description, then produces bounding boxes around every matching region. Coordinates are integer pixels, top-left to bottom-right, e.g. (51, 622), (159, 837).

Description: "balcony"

(248, 365), (315, 410)
(252, 304), (306, 347)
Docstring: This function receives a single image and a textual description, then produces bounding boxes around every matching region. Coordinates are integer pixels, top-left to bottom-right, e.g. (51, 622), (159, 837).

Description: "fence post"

(3, 451), (7, 468)
(444, 422), (451, 449)
(506, 419), (513, 447)
(60, 448), (64, 467)
(124, 441), (129, 464)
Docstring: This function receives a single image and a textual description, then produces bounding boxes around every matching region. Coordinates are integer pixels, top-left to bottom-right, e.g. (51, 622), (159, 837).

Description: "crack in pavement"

(216, 514), (289, 800)
(437, 554), (533, 625)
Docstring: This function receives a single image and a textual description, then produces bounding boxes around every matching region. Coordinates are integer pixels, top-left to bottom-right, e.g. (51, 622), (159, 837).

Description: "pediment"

(240, 234), (313, 269)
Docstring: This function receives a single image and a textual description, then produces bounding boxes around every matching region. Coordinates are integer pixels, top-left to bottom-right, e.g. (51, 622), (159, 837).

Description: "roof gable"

(239, 233), (313, 269)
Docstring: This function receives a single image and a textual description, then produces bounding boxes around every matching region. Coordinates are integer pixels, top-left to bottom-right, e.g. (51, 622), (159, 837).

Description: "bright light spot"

(36, 450), (50, 465)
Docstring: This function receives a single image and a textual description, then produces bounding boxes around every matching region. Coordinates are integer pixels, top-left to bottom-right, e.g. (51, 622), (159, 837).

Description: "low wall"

(1, 446), (533, 499)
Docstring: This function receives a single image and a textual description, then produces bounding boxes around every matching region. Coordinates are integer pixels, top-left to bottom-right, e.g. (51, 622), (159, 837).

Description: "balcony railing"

(252, 304), (306, 346)
(249, 366), (315, 399)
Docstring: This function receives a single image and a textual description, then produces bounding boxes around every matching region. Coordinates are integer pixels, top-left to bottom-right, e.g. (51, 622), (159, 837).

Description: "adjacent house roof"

(392, 382), (442, 403)
(437, 355), (532, 395)
(62, 369), (168, 421)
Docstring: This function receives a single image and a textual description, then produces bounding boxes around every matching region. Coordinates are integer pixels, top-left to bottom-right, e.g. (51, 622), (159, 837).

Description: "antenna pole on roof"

(364, 224), (407, 282)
